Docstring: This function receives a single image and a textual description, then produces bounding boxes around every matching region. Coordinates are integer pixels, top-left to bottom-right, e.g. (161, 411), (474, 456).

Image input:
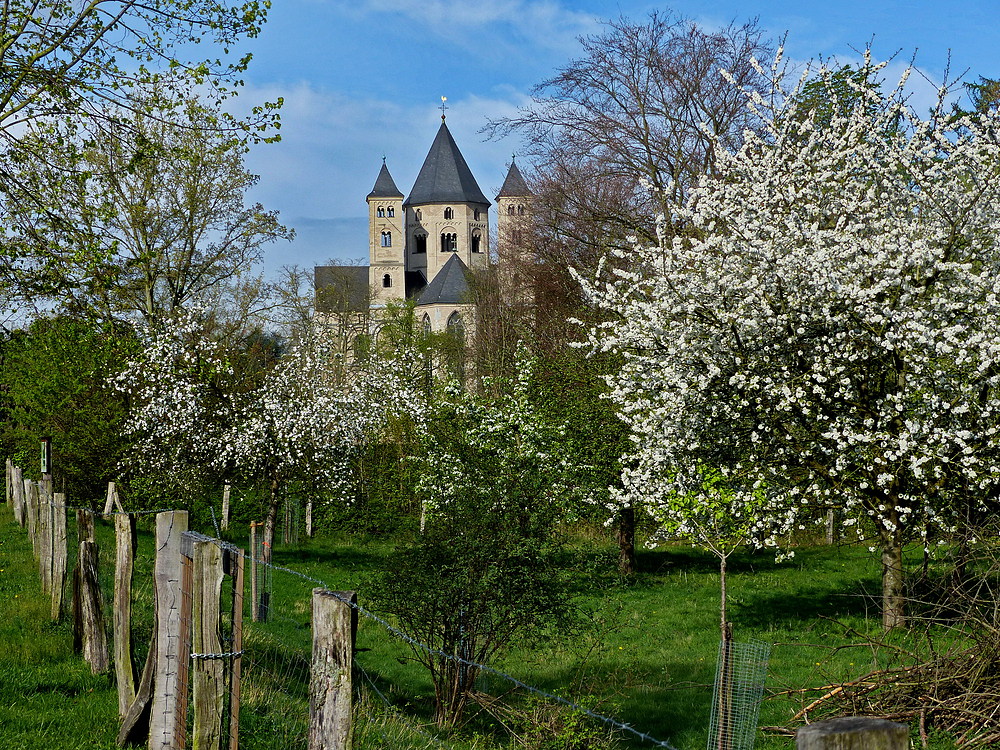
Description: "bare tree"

(486, 11), (774, 251)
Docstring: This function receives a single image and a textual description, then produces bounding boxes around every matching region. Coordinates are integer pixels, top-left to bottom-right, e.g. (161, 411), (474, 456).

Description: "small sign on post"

(40, 437), (52, 476)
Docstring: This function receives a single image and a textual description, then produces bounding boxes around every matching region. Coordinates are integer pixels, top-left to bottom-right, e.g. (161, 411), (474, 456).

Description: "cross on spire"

(440, 96), (448, 121)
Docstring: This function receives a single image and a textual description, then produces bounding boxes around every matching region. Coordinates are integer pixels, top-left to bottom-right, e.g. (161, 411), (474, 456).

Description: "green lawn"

(0, 502), (935, 749)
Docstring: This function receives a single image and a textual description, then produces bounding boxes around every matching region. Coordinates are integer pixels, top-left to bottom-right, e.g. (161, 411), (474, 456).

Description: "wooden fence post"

(306, 500), (313, 538)
(115, 514), (138, 717)
(12, 466), (25, 526)
(103, 481), (123, 518)
(221, 485), (231, 532)
(185, 532), (225, 750)
(51, 493), (67, 620)
(26, 480), (39, 558)
(309, 589), (357, 750)
(797, 717), (908, 750)
(38, 481), (52, 593)
(72, 509), (96, 654)
(149, 510), (190, 750)
(78, 539), (109, 673)
(4, 458), (10, 506)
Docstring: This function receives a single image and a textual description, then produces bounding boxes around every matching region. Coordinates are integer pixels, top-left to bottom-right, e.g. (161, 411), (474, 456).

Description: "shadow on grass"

(735, 579), (881, 629)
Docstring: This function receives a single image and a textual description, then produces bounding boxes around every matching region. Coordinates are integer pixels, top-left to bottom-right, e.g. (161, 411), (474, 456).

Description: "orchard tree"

(580, 54), (1000, 629)
(118, 310), (423, 559)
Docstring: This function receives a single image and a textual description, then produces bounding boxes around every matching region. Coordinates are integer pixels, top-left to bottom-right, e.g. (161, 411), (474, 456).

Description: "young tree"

(580, 55), (1000, 629)
(374, 360), (583, 728)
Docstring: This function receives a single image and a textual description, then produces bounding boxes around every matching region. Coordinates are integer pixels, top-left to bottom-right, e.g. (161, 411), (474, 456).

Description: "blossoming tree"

(118, 311), (422, 560)
(580, 55), (1000, 628)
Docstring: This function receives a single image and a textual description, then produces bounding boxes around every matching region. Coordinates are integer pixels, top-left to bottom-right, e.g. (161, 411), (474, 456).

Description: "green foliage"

(0, 315), (134, 500)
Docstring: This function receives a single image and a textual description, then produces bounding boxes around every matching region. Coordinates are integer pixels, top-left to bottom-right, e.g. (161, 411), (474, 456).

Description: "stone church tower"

(315, 113), (532, 338)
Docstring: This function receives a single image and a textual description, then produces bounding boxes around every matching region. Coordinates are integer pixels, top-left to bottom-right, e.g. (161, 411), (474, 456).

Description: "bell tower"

(367, 159), (405, 306)
(404, 114), (491, 288)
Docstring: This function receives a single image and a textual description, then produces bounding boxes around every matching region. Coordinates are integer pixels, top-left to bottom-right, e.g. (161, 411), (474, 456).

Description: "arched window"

(446, 312), (466, 381)
(382, 273), (392, 288)
(415, 209), (422, 221)
(444, 207), (454, 220)
(387, 206), (395, 217)
(377, 206), (385, 217)
(447, 311), (463, 333)
(421, 314), (432, 335)
(381, 231), (392, 247)
(414, 234), (427, 254)
(507, 205), (515, 215)
(517, 205), (524, 215)
(474, 209), (481, 221)
(441, 233), (457, 252)
(471, 230), (482, 253)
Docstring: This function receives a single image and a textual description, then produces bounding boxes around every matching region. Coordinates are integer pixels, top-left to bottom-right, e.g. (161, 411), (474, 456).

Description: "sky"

(228, 0), (1000, 275)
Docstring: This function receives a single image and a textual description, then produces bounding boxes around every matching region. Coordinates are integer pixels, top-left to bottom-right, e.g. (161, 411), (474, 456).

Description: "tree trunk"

(615, 505), (636, 576)
(881, 541), (906, 629)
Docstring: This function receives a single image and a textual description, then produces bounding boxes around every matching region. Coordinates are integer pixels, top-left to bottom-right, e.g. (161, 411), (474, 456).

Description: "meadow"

(0, 501), (939, 750)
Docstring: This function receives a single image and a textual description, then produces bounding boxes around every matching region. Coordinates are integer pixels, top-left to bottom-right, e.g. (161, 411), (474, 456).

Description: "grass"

(0, 501), (947, 750)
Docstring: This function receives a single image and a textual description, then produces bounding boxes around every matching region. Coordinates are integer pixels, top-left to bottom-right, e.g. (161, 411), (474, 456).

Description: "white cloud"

(340, 0), (600, 57)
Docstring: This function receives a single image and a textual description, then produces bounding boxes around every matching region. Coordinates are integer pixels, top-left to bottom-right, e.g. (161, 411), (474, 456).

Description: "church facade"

(314, 116), (530, 337)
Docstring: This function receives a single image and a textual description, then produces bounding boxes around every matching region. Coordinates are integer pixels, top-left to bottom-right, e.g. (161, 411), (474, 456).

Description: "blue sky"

(232, 0), (1000, 274)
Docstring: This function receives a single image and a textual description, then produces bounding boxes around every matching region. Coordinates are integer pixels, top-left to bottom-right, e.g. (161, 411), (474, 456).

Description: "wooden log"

(221, 485), (230, 532)
(148, 510), (189, 750)
(12, 466), (25, 526)
(228, 549), (245, 750)
(797, 717), (909, 750)
(309, 589), (357, 750)
(79, 539), (109, 674)
(51, 493), (67, 621)
(114, 514), (138, 717)
(189, 534), (225, 750)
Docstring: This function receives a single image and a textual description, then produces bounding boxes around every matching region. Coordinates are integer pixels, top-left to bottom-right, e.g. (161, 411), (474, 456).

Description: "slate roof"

(367, 161), (404, 199)
(405, 122), (491, 207)
(497, 158), (531, 198)
(314, 266), (370, 312)
(416, 254), (472, 306)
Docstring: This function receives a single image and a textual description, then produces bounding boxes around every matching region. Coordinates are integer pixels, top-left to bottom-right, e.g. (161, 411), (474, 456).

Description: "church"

(314, 113), (530, 337)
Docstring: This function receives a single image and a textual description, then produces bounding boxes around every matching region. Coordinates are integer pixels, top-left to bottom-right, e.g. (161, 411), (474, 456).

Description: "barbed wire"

(5, 467), (679, 749)
(222, 541), (678, 750)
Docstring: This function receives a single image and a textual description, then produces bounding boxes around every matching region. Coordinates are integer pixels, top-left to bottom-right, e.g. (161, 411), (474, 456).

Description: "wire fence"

(5, 460), (777, 750)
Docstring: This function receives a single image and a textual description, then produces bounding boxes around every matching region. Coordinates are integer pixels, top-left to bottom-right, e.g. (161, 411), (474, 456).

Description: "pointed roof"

(405, 122), (491, 207)
(367, 160), (403, 199)
(416, 254), (472, 306)
(497, 158), (531, 198)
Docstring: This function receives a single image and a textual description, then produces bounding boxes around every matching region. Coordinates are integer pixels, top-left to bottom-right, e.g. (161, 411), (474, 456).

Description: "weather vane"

(440, 95), (448, 121)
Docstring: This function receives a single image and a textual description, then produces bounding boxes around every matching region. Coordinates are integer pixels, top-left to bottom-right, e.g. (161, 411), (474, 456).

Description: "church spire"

(404, 120), (491, 207)
(367, 159), (403, 199)
(497, 156), (531, 198)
